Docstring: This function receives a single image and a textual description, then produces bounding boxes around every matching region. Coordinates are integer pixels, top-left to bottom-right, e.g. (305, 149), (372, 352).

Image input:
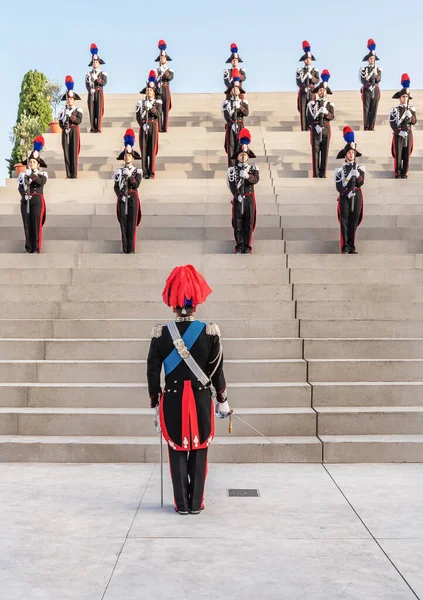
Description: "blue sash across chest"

(163, 321), (206, 375)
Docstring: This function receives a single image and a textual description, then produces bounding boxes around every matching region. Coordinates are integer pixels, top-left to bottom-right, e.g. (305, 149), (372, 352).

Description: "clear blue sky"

(1, 0), (421, 184)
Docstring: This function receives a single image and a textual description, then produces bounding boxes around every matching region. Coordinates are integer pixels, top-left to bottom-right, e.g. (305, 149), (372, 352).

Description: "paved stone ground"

(0, 463), (422, 600)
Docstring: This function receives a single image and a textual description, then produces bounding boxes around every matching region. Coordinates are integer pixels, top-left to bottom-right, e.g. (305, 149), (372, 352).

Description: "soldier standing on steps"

(335, 127), (365, 254)
(85, 43), (107, 133)
(222, 70), (249, 167)
(296, 41), (319, 131)
(390, 74), (417, 179)
(147, 264), (230, 515)
(155, 40), (174, 133)
(224, 43), (246, 98)
(17, 137), (47, 254)
(306, 70), (335, 178)
(360, 39), (382, 131)
(113, 129), (142, 254)
(58, 76), (83, 179)
(227, 128), (260, 254)
(136, 71), (163, 179)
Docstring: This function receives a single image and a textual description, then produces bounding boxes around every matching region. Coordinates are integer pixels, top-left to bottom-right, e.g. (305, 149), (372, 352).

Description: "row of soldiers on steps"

(58, 40), (174, 179)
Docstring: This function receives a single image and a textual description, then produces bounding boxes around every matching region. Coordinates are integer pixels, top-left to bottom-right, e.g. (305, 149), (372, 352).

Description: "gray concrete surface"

(0, 463), (421, 599)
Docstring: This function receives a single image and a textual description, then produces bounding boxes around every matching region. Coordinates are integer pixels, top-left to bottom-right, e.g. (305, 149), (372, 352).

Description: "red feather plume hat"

(224, 66), (245, 95)
(88, 42), (105, 66)
(226, 42), (243, 63)
(362, 38), (379, 61)
(162, 265), (212, 309)
(155, 39), (172, 62)
(22, 136), (48, 168)
(231, 128), (256, 160)
(116, 128), (141, 161)
(61, 75), (81, 101)
(392, 73), (412, 99)
(299, 40), (316, 62)
(336, 126), (362, 159)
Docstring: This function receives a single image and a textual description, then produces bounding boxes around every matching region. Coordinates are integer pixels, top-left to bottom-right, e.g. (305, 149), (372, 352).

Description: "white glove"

(237, 194), (244, 203)
(153, 406), (161, 433)
(65, 109), (72, 116)
(234, 99), (241, 108)
(25, 168), (32, 177)
(215, 400), (231, 418)
(231, 123), (237, 132)
(144, 100), (152, 109)
(319, 106), (328, 115)
(143, 123), (149, 132)
(122, 167), (130, 176)
(239, 170), (249, 179)
(90, 88), (95, 95)
(399, 130), (408, 138)
(405, 110), (412, 119)
(347, 190), (355, 199)
(315, 125), (322, 134)
(350, 169), (360, 178)
(368, 85), (374, 92)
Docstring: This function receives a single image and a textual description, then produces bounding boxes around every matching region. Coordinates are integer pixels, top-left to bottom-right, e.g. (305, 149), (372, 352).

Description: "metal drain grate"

(227, 489), (260, 497)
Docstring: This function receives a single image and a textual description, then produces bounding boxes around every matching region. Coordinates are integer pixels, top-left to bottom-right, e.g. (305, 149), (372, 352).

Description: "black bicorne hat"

(22, 136), (48, 168)
(155, 39), (172, 62)
(299, 40), (316, 62)
(231, 128), (256, 160)
(88, 43), (105, 67)
(116, 129), (141, 161)
(61, 76), (81, 101)
(224, 69), (245, 95)
(392, 74), (412, 99)
(226, 42), (243, 63)
(336, 127), (362, 159)
(362, 39), (379, 62)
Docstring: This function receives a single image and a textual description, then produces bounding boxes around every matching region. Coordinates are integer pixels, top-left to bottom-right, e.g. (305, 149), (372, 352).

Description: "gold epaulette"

(206, 322), (221, 337)
(151, 324), (163, 338)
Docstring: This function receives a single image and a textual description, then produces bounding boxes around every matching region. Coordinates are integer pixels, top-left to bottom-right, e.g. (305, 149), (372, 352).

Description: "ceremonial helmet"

(61, 75), (81, 102)
(116, 129), (141, 161)
(140, 70), (161, 96)
(226, 42), (243, 63)
(88, 42), (105, 66)
(231, 128), (256, 160)
(155, 39), (172, 62)
(224, 68), (245, 95)
(162, 265), (212, 312)
(392, 73), (412, 99)
(314, 70), (332, 95)
(362, 38), (379, 62)
(336, 127), (362, 159)
(299, 40), (316, 62)
(22, 136), (48, 168)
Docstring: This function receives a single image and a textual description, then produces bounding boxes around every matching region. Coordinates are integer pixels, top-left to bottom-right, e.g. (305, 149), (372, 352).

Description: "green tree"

(7, 70), (52, 175)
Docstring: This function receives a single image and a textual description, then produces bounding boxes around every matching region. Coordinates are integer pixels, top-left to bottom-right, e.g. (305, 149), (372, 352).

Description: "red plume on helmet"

(162, 265), (212, 308)
(238, 128), (251, 145)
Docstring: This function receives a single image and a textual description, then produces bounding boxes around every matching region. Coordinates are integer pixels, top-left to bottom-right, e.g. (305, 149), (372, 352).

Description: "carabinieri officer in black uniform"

(222, 69), (249, 167)
(389, 74), (417, 179)
(18, 137), (47, 253)
(85, 42), (107, 133)
(296, 40), (319, 131)
(136, 71), (163, 179)
(306, 70), (335, 178)
(59, 75), (83, 179)
(147, 264), (230, 515)
(155, 40), (174, 133)
(113, 129), (142, 254)
(360, 39), (382, 131)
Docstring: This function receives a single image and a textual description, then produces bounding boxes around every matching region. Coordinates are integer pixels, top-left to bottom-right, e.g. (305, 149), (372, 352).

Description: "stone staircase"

(0, 91), (422, 463)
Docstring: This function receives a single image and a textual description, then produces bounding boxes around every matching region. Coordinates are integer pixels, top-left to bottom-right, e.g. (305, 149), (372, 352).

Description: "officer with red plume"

(113, 129), (142, 254)
(389, 74), (417, 178)
(17, 137), (48, 253)
(227, 128), (260, 254)
(296, 41), (320, 131)
(224, 43), (246, 94)
(147, 265), (229, 514)
(155, 40), (174, 132)
(306, 70), (335, 178)
(85, 43), (107, 133)
(59, 76), (83, 179)
(222, 69), (249, 167)
(136, 71), (163, 179)
(360, 39), (382, 130)
(335, 127), (365, 254)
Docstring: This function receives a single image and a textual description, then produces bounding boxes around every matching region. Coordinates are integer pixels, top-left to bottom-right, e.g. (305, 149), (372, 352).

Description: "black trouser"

(21, 195), (45, 253)
(62, 126), (80, 178)
(298, 91), (309, 131)
(116, 194), (140, 253)
(140, 121), (159, 178)
(339, 191), (363, 251)
(362, 87), (380, 130)
(392, 133), (413, 177)
(311, 128), (330, 177)
(160, 86), (171, 132)
(225, 121), (243, 167)
(168, 446), (208, 512)
(87, 89), (104, 132)
(232, 193), (255, 253)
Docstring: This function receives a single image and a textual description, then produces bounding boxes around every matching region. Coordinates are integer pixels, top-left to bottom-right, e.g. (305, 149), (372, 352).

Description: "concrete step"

(286, 241), (423, 254)
(291, 269), (423, 284)
(309, 359), (423, 382)
(0, 337), (303, 360)
(321, 435), (423, 463)
(294, 284), (423, 302)
(300, 320), (423, 338)
(0, 382), (311, 409)
(297, 302), (423, 320)
(305, 339), (423, 359)
(288, 254), (423, 269)
(0, 435), (322, 463)
(0, 318), (299, 339)
(0, 359), (307, 383)
(317, 406), (423, 435)
(312, 382), (423, 407)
